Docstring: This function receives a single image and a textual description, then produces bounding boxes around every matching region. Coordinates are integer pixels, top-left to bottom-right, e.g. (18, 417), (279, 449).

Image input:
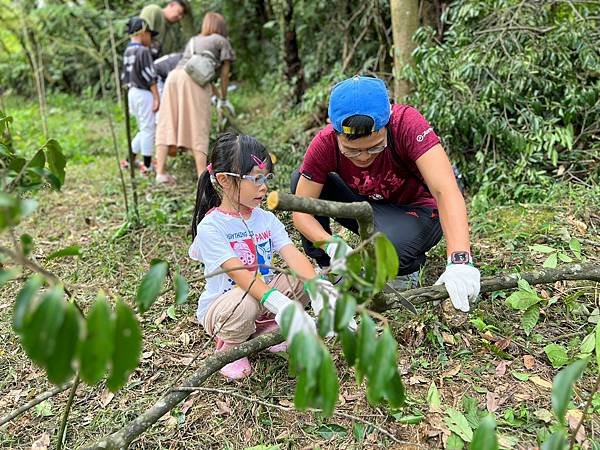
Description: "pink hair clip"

(206, 163), (214, 174)
(251, 154), (267, 170)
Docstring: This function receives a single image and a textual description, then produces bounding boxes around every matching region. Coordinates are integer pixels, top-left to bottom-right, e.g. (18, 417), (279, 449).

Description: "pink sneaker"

(251, 316), (287, 353)
(215, 338), (252, 379)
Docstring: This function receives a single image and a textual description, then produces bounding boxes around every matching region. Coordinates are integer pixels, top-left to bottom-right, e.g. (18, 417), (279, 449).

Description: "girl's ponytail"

(191, 170), (220, 239)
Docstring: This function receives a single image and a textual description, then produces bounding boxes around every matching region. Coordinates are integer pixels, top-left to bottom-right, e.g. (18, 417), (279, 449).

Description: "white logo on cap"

(416, 127), (433, 142)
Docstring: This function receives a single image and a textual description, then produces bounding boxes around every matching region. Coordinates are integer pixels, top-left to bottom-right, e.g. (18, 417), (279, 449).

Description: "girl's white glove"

(217, 98), (236, 116)
(325, 235), (353, 273)
(262, 290), (316, 341)
(309, 279), (357, 333)
(434, 264), (480, 312)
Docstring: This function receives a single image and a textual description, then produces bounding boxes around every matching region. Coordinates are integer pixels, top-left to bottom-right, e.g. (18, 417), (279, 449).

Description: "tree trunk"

(281, 0), (305, 103)
(390, 0), (419, 101)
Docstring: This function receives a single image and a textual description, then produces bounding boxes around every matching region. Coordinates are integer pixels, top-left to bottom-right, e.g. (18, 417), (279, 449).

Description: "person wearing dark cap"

(291, 76), (480, 313)
(121, 17), (160, 173)
(140, 0), (194, 58)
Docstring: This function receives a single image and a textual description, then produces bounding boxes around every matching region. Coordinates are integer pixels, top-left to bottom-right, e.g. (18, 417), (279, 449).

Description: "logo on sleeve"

(416, 127), (433, 142)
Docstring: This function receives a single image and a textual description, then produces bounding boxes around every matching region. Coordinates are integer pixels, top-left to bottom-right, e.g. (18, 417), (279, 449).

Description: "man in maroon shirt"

(291, 76), (480, 312)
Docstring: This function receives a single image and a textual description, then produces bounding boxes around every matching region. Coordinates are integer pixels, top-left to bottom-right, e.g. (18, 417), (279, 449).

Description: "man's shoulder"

(309, 124), (336, 150)
(140, 4), (162, 21)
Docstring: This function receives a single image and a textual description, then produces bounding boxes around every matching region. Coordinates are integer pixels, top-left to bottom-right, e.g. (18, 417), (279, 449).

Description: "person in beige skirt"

(155, 12), (235, 184)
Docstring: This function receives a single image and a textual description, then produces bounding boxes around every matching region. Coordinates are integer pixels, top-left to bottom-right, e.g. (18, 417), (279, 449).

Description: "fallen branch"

(0, 381), (73, 427)
(267, 191), (374, 240)
(371, 262), (600, 312)
(87, 262), (599, 448)
(85, 332), (283, 449)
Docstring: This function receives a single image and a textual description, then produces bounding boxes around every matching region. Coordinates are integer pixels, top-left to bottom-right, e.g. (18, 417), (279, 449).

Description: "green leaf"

(506, 291), (541, 310)
(579, 332), (595, 354)
(46, 302), (81, 385)
(544, 343), (569, 368)
(392, 413), (424, 424)
(540, 431), (568, 450)
(47, 245), (82, 260)
(0, 267), (20, 289)
(21, 286), (65, 367)
(374, 235), (389, 291)
(569, 239), (581, 259)
(356, 313), (376, 384)
(334, 294), (356, 332)
(366, 326), (397, 405)
(469, 415), (498, 450)
(136, 261), (168, 313)
(596, 322), (600, 370)
(543, 252), (558, 268)
(13, 275), (43, 332)
(511, 371), (530, 381)
(317, 305), (333, 338)
(106, 299), (142, 392)
(427, 381), (441, 408)
(79, 293), (114, 385)
(551, 358), (588, 423)
(29, 149), (46, 169)
(384, 369), (406, 409)
(45, 139), (66, 187)
(166, 305), (176, 320)
(445, 408), (473, 442)
(174, 273), (190, 305)
(279, 304), (295, 340)
(338, 327), (357, 366)
(557, 252), (573, 263)
(316, 424), (347, 439)
(318, 348), (339, 417)
(447, 433), (465, 450)
(522, 305), (540, 336)
(20, 233), (33, 256)
(530, 244), (556, 254)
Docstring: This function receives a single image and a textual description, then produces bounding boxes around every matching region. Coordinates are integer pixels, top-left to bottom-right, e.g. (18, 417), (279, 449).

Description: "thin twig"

(56, 374), (80, 450)
(174, 386), (422, 447)
(569, 372), (600, 449)
(0, 382), (73, 427)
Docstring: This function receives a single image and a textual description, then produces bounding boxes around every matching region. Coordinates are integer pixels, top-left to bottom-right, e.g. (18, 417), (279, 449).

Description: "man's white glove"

(217, 98), (235, 116)
(262, 289), (316, 341)
(211, 95), (217, 106)
(309, 279), (357, 333)
(434, 264), (480, 312)
(325, 235), (353, 273)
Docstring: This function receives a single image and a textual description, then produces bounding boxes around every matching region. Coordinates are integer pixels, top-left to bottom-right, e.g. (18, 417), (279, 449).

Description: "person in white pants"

(121, 17), (160, 172)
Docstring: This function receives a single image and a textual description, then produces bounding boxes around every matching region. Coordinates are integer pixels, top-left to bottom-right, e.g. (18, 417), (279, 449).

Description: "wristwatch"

(448, 251), (473, 265)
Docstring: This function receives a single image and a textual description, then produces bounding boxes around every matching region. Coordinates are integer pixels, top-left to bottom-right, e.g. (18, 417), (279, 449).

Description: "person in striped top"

(121, 17), (160, 172)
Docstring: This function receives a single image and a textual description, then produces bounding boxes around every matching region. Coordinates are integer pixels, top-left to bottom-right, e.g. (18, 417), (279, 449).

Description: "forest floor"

(1, 90), (599, 450)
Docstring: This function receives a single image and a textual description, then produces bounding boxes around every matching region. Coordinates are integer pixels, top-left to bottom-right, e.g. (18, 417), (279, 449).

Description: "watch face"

(451, 252), (470, 264)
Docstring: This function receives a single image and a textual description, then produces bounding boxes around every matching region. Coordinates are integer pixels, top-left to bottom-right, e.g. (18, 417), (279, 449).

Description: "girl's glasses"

(222, 172), (276, 186)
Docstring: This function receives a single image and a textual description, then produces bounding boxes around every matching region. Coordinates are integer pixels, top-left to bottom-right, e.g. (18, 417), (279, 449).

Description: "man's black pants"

(290, 171), (443, 275)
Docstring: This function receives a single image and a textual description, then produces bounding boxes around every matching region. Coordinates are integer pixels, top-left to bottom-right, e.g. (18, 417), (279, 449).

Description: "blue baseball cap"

(328, 76), (391, 134)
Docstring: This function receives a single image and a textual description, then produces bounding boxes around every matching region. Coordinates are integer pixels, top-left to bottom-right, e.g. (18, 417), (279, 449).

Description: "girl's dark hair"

(191, 132), (273, 239)
(339, 114), (375, 140)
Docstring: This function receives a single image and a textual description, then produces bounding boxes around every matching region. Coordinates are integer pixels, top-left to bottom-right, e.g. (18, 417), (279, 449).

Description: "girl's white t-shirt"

(189, 207), (293, 323)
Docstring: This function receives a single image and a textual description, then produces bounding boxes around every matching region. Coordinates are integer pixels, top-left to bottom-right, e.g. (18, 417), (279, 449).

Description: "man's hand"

(262, 290), (316, 342)
(435, 264), (480, 312)
(325, 235), (353, 273)
(217, 98), (235, 116)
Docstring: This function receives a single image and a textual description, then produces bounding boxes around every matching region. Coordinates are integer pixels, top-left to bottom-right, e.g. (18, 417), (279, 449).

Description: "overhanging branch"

(267, 191), (374, 240)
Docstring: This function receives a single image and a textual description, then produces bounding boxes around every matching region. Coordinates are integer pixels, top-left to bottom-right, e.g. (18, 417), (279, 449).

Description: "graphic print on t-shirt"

(256, 239), (273, 277)
(350, 170), (405, 200)
(230, 238), (256, 266)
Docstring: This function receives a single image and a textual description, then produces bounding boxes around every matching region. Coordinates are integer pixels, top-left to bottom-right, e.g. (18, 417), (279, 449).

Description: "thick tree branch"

(85, 332), (284, 449)
(371, 262), (600, 312)
(267, 192), (374, 240)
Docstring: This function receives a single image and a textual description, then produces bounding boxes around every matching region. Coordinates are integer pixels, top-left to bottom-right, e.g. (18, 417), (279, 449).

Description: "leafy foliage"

(406, 0), (600, 205)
